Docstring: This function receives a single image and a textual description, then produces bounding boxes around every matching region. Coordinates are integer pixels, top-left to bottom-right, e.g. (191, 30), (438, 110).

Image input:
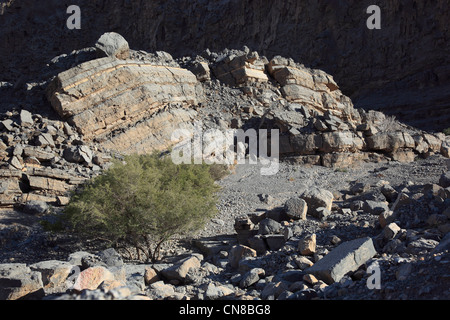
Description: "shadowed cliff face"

(1, 0), (449, 130)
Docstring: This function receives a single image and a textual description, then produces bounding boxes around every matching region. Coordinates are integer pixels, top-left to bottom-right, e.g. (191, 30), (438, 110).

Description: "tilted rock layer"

(46, 39), (449, 170)
(47, 57), (202, 153)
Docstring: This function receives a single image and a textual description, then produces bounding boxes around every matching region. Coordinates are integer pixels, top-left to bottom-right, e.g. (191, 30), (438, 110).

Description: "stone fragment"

(23, 146), (55, 161)
(19, 110), (33, 127)
(213, 51), (268, 86)
(261, 281), (288, 300)
(27, 175), (67, 192)
(439, 172), (450, 188)
(190, 61), (210, 82)
(298, 233), (316, 255)
(441, 143), (450, 158)
(9, 156), (22, 170)
(234, 216), (256, 245)
(228, 245), (257, 269)
(1, 119), (14, 131)
(423, 133), (442, 152)
(294, 256), (314, 270)
(300, 188), (333, 218)
(22, 200), (50, 215)
(321, 131), (360, 153)
(350, 182), (370, 195)
(284, 197), (307, 220)
(247, 235), (268, 254)
(95, 32), (130, 59)
(96, 248), (124, 269)
(63, 146), (93, 164)
(147, 281), (175, 299)
(378, 210), (395, 228)
(144, 266), (160, 285)
(315, 207), (331, 221)
(305, 237), (377, 284)
(258, 218), (281, 235)
(35, 133), (55, 148)
(67, 251), (94, 266)
(303, 274), (319, 285)
(363, 200), (389, 215)
(239, 268), (265, 288)
(383, 223), (401, 240)
(314, 119), (328, 131)
(265, 234), (286, 251)
(390, 149), (415, 162)
(204, 283), (234, 300)
(330, 235), (342, 245)
(161, 254), (203, 283)
(406, 239), (439, 254)
(381, 184), (398, 202)
(366, 132), (414, 153)
(390, 192), (412, 212)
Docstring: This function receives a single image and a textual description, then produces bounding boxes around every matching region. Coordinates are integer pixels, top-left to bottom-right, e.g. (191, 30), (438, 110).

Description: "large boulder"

(0, 264), (44, 300)
(95, 32), (130, 60)
(29, 260), (73, 289)
(284, 197), (308, 220)
(72, 266), (116, 292)
(47, 56), (202, 154)
(300, 188), (334, 218)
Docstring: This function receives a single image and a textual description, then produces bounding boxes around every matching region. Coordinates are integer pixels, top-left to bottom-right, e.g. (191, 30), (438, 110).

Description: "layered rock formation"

(47, 57), (202, 153)
(1, 0), (449, 130)
(45, 36), (449, 169)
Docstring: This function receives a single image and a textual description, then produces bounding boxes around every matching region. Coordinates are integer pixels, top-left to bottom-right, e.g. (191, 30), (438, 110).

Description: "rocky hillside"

(1, 157), (449, 301)
(1, 0), (449, 130)
(0, 32), (448, 209)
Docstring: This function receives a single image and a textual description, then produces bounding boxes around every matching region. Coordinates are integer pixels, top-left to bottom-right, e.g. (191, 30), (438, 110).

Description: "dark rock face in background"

(1, 0), (449, 130)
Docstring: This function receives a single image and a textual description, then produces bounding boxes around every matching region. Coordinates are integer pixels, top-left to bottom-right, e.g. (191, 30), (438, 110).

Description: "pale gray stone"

(305, 237), (377, 284)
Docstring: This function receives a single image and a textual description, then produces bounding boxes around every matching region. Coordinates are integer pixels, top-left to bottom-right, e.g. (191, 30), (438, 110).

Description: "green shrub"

(62, 152), (220, 262)
(443, 128), (450, 136)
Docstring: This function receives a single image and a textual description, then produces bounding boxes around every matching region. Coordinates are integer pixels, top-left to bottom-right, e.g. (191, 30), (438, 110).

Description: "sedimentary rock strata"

(47, 57), (203, 153)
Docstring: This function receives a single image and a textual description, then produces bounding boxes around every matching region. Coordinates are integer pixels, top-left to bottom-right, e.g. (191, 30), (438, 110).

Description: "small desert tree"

(63, 152), (220, 262)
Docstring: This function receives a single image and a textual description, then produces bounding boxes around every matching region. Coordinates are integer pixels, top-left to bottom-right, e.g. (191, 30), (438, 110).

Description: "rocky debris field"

(1, 156), (449, 300)
(0, 32), (449, 300)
